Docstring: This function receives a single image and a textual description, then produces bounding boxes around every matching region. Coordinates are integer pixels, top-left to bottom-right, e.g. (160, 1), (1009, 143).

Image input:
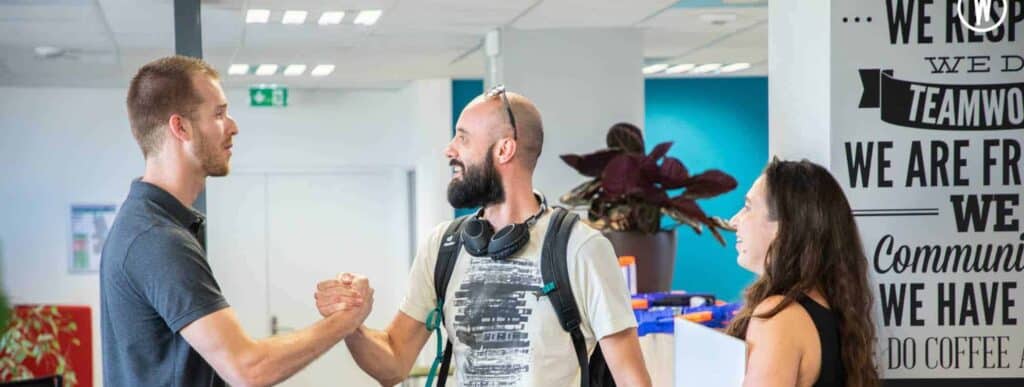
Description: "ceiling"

(0, 0), (768, 89)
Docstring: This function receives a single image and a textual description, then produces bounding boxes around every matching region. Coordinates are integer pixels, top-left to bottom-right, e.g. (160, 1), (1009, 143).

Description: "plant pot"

(603, 229), (677, 294)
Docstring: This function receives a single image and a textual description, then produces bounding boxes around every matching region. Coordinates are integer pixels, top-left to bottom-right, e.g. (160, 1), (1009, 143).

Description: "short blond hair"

(126, 56), (219, 158)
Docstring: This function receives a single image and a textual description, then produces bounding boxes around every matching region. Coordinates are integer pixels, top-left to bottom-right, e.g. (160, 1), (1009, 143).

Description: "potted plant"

(0, 305), (81, 386)
(560, 123), (737, 293)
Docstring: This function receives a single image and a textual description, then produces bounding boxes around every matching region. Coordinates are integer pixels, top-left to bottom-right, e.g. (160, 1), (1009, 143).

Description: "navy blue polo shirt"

(100, 179), (229, 387)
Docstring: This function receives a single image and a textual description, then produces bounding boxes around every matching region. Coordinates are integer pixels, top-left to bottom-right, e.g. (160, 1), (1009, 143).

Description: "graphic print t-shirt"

(400, 210), (637, 387)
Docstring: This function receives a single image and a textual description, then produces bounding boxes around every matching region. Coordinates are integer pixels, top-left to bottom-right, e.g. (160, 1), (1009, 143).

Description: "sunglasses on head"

(485, 84), (518, 140)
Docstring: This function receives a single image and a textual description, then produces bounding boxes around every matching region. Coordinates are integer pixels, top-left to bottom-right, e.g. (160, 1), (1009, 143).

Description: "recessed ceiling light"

(665, 64), (696, 74)
(353, 10), (382, 25)
(282, 10), (308, 24)
(692, 63), (723, 74)
(246, 9), (270, 24)
(283, 64), (307, 76)
(318, 11), (345, 25)
(642, 64), (669, 74)
(720, 62), (751, 73)
(228, 64), (250, 75)
(255, 64), (279, 76)
(311, 64), (335, 76)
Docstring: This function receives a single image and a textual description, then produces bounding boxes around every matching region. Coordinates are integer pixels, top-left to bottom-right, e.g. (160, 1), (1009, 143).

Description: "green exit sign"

(249, 85), (288, 107)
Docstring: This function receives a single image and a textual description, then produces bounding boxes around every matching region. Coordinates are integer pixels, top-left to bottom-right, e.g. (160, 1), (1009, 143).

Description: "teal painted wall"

(645, 77), (767, 301)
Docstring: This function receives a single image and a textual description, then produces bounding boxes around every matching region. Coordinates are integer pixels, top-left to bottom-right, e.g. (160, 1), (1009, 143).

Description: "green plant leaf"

(50, 306), (58, 315)
(67, 322), (77, 332)
(4, 339), (18, 354)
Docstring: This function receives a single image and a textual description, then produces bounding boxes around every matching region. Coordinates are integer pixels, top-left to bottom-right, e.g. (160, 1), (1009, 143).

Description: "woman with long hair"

(727, 158), (878, 387)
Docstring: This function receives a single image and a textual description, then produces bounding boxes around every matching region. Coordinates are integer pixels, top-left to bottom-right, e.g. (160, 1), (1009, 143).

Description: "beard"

(193, 125), (229, 177)
(447, 144), (505, 209)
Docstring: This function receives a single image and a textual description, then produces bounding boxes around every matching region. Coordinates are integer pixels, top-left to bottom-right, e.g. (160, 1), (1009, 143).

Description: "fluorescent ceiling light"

(282, 10), (308, 24)
(310, 64), (335, 76)
(255, 64), (279, 76)
(246, 9), (270, 24)
(665, 64), (696, 74)
(642, 64), (669, 74)
(283, 64), (307, 76)
(228, 64), (250, 75)
(318, 11), (345, 25)
(691, 63), (722, 74)
(354, 10), (382, 25)
(720, 62), (751, 73)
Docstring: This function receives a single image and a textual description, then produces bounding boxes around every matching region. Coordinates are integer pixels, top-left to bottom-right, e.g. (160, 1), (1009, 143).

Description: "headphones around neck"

(461, 192), (548, 260)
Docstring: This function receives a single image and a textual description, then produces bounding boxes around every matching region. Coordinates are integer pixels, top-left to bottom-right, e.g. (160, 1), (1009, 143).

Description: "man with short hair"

(100, 55), (372, 387)
(316, 87), (652, 386)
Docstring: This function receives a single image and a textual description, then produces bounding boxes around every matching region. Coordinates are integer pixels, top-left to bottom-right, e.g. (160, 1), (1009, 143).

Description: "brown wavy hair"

(726, 158), (878, 387)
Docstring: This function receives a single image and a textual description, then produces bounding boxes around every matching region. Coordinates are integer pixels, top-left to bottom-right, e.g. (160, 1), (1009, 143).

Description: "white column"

(404, 79), (454, 247)
(769, 0), (832, 165)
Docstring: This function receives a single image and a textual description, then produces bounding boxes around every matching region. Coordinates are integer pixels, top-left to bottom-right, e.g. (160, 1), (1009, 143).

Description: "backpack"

(424, 207), (616, 387)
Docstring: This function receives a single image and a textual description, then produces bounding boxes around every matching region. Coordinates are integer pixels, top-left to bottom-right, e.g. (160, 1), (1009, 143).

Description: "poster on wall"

(69, 204), (116, 273)
(832, 0), (1023, 385)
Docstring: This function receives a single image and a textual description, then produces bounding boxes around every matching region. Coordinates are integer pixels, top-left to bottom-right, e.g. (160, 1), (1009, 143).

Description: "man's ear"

(496, 137), (518, 165)
(167, 114), (191, 143)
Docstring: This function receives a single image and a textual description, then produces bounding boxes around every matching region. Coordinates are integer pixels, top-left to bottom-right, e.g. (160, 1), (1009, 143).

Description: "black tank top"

(796, 296), (846, 387)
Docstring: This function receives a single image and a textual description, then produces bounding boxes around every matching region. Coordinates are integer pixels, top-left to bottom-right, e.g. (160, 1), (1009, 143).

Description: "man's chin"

(207, 164), (230, 177)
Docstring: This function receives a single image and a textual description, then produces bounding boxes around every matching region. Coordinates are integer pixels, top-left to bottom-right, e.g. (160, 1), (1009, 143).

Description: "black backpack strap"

(435, 216), (470, 300)
(436, 341), (454, 386)
(540, 208), (589, 387)
(429, 215), (471, 387)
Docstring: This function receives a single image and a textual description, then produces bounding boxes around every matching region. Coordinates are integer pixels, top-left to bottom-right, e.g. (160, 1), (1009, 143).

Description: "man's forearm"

(234, 313), (358, 386)
(345, 325), (413, 385)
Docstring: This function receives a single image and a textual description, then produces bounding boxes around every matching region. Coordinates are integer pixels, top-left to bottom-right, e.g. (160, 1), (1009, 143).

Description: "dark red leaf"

(639, 157), (660, 181)
(708, 224), (727, 246)
(658, 157), (690, 189)
(682, 170), (738, 199)
(647, 142), (673, 161)
(560, 149), (622, 178)
(637, 187), (671, 207)
(601, 155), (646, 197)
(606, 122), (645, 153)
(670, 197), (709, 223)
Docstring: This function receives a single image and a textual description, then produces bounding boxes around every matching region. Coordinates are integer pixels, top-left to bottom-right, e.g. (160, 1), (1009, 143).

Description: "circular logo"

(957, 0), (1009, 33)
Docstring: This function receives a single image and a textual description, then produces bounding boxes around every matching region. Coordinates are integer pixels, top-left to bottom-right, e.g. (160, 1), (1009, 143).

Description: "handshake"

(314, 273), (375, 325)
